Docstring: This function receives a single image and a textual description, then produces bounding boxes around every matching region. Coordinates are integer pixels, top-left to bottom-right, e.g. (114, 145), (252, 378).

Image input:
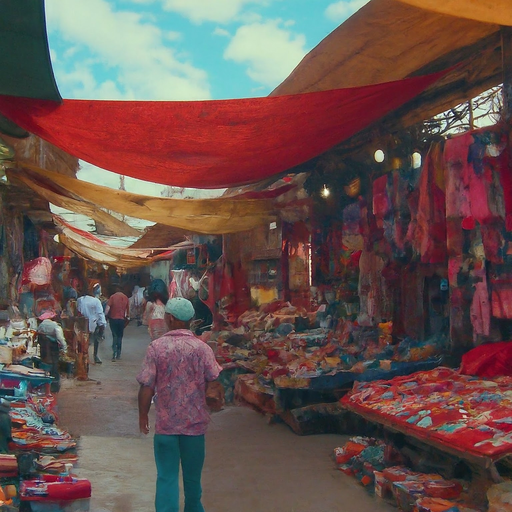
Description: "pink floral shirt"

(137, 329), (222, 436)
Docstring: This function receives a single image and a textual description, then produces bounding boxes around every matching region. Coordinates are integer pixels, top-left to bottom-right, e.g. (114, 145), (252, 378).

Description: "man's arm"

(55, 325), (68, 353)
(138, 385), (154, 435)
(96, 299), (107, 327)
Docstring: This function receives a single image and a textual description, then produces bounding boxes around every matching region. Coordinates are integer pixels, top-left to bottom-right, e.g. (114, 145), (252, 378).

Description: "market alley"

(56, 322), (395, 512)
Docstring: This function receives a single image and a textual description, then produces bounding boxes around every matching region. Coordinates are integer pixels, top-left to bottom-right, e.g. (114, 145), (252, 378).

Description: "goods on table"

(342, 367), (512, 459)
(332, 437), (478, 512)
(215, 305), (445, 414)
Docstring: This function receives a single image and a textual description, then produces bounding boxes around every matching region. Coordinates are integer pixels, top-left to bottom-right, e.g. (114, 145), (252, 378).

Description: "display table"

(341, 366), (512, 506)
(0, 366), (53, 396)
(273, 357), (442, 412)
(341, 367), (512, 464)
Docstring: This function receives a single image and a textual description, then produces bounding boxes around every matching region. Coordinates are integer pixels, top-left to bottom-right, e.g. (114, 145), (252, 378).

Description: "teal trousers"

(154, 434), (205, 512)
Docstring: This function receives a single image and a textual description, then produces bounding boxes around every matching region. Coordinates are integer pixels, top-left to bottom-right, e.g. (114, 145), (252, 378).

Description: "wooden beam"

(501, 27), (512, 121)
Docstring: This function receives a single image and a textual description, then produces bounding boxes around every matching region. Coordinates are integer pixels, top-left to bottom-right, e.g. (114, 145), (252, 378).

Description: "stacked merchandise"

(342, 367), (512, 459)
(0, 368), (91, 511)
(333, 437), (480, 512)
(211, 304), (444, 417)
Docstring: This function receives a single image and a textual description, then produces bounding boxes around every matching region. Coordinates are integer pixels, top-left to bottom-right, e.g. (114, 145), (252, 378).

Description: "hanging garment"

(444, 134), (472, 219)
(470, 281), (491, 341)
(414, 142), (447, 264)
(491, 280), (512, 319)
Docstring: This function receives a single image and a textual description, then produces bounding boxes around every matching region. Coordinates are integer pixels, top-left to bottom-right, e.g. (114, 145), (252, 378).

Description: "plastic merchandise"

(334, 437), (370, 465)
(20, 475), (91, 502)
(393, 481), (425, 511)
(415, 497), (480, 512)
(383, 466), (420, 482)
(423, 480), (462, 500)
(374, 470), (393, 499)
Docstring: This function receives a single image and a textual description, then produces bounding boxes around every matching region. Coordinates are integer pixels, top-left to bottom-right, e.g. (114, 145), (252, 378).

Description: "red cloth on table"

(460, 341), (512, 378)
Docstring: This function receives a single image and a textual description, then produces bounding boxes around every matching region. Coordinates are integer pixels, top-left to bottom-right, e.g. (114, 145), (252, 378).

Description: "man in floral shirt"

(137, 297), (222, 512)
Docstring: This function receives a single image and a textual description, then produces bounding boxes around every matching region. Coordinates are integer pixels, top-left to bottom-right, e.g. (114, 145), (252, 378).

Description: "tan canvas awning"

(396, 0), (512, 26)
(8, 165), (275, 235)
(272, 0), (504, 130)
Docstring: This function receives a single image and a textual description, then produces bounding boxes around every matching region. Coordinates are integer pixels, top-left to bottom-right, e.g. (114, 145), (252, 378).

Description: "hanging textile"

(53, 216), (157, 270)
(0, 70), (447, 188)
(7, 168), (140, 237)
(409, 142), (447, 264)
(8, 165), (275, 234)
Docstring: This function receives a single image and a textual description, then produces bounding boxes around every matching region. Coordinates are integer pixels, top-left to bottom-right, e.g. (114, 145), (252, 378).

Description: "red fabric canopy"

(0, 70), (447, 188)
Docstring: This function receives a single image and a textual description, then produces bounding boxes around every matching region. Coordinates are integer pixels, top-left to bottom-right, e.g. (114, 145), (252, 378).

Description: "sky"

(43, 0), (369, 196)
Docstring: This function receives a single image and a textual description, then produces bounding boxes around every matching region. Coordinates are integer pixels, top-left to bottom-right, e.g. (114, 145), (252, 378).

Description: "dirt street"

(56, 323), (395, 512)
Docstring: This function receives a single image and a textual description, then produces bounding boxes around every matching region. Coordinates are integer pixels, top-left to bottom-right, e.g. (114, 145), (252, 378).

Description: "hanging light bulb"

(321, 184), (330, 198)
(374, 149), (385, 163)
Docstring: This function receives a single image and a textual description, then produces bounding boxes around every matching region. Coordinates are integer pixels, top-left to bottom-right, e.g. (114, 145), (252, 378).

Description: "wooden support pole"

(501, 26), (512, 122)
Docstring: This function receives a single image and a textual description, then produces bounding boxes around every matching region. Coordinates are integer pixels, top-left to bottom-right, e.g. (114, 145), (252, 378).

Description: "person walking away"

(143, 279), (169, 341)
(137, 297), (222, 512)
(77, 290), (106, 364)
(105, 285), (130, 361)
(37, 310), (68, 392)
(130, 285), (145, 326)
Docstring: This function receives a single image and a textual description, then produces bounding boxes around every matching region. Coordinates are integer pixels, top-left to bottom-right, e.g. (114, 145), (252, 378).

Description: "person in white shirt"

(77, 289), (107, 364)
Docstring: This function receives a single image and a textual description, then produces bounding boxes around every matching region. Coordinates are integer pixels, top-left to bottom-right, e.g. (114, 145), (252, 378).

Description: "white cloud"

(165, 31), (182, 41)
(213, 27), (230, 37)
(224, 20), (306, 88)
(161, 0), (267, 24)
(45, 0), (211, 100)
(325, 0), (370, 22)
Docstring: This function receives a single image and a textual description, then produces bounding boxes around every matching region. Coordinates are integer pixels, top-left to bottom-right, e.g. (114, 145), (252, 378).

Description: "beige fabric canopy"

(271, 0), (505, 134)
(7, 168), (141, 238)
(396, 0), (512, 26)
(54, 216), (154, 270)
(9, 165), (275, 235)
(273, 0), (499, 95)
(53, 216), (194, 270)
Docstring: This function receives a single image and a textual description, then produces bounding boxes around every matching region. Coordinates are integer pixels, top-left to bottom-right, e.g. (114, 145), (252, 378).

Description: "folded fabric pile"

(342, 367), (512, 458)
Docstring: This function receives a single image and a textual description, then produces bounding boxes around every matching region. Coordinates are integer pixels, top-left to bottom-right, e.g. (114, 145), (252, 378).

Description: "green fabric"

(0, 0), (60, 101)
(154, 434), (205, 512)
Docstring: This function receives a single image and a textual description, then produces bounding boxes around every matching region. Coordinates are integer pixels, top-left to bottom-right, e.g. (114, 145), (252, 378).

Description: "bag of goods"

(415, 497), (480, 512)
(424, 480), (463, 500)
(384, 466), (420, 483)
(334, 437), (370, 466)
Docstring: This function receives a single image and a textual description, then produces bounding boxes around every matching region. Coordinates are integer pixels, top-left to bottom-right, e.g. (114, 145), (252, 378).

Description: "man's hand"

(139, 414), (150, 435)
(138, 385), (154, 435)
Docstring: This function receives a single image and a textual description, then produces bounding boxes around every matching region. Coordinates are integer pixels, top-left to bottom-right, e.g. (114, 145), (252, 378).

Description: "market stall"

(210, 300), (447, 432)
(340, 345), (512, 506)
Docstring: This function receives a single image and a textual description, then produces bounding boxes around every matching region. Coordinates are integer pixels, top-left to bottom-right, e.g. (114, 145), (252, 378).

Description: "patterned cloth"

(137, 329), (222, 436)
